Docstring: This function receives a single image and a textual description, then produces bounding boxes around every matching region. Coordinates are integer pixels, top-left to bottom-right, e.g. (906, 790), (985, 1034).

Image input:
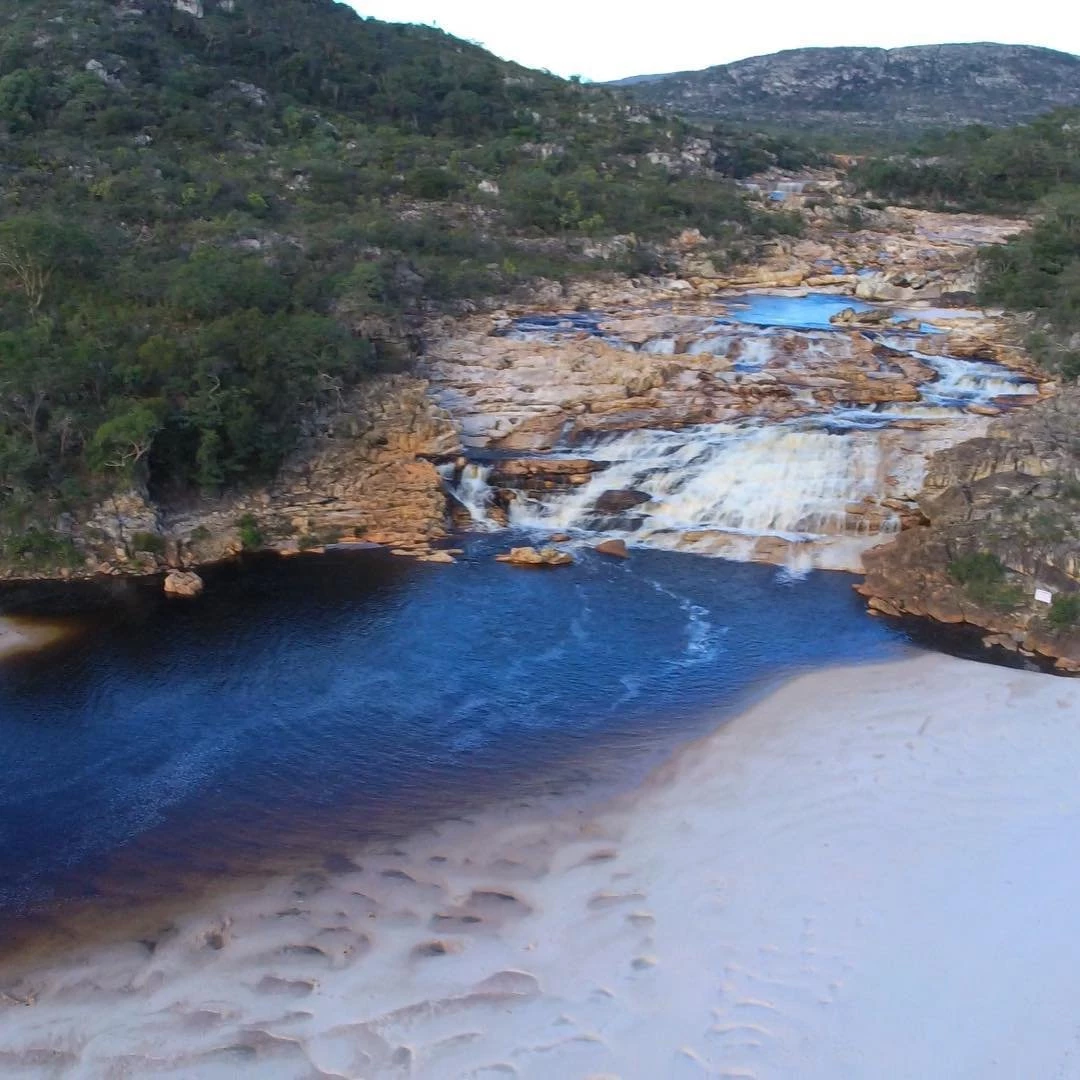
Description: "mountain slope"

(611, 43), (1080, 135)
(0, 0), (790, 564)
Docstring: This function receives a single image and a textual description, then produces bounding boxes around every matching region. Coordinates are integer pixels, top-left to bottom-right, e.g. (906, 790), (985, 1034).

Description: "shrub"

(948, 551), (1006, 587)
(948, 551), (1024, 612)
(237, 513), (264, 551)
(131, 531), (166, 556)
(1048, 593), (1080, 630)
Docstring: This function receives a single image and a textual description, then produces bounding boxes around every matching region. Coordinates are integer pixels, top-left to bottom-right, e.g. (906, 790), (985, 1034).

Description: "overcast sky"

(346, 1), (1080, 82)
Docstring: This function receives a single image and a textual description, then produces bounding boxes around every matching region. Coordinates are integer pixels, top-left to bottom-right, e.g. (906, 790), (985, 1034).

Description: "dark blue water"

(0, 537), (911, 932)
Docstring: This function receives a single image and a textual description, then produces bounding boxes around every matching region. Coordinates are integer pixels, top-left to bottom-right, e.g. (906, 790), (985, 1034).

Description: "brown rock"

(592, 489), (651, 514)
(594, 539), (630, 559)
(495, 546), (574, 567)
(163, 570), (204, 598)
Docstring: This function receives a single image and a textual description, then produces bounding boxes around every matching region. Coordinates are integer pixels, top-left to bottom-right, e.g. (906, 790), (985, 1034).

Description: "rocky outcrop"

(1, 375), (460, 584)
(717, 209), (1026, 302)
(426, 302), (1037, 454)
(858, 390), (1080, 671)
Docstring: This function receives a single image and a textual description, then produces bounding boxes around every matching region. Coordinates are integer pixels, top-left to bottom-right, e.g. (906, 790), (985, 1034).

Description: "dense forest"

(853, 110), (1080, 379)
(0, 0), (798, 556)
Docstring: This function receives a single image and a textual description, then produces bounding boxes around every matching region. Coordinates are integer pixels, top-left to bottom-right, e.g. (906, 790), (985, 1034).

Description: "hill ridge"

(610, 42), (1080, 134)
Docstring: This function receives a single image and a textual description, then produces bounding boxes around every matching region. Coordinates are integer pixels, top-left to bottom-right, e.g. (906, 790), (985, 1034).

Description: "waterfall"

(917, 354), (1039, 406)
(507, 421), (896, 544)
(444, 294), (1045, 570)
(440, 462), (497, 528)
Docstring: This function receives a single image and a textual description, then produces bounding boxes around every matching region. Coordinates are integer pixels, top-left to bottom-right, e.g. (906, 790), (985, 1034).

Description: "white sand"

(2, 652), (1080, 1078)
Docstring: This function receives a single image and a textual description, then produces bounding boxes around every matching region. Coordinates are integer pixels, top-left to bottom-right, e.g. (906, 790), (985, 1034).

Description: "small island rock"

(495, 546), (574, 567)
(594, 539), (630, 559)
(164, 570), (205, 598)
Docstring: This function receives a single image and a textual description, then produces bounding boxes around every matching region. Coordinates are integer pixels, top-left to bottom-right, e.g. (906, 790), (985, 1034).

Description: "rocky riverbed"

(428, 288), (1046, 572)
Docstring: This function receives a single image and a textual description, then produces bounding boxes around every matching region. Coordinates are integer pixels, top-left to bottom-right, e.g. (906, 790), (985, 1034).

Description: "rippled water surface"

(0, 539), (911, 925)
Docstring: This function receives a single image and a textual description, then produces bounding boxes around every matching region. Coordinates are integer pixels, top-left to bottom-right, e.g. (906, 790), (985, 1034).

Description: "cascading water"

(440, 462), (497, 528)
(918, 354), (1040, 407)
(503, 421), (898, 563)
(443, 293), (1045, 569)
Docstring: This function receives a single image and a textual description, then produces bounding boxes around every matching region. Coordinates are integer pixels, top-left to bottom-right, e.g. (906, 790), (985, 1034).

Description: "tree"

(89, 402), (164, 479)
(0, 215), (98, 315)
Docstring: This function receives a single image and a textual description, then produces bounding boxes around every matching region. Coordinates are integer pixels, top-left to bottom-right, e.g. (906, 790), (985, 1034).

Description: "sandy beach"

(2, 651), (1079, 1078)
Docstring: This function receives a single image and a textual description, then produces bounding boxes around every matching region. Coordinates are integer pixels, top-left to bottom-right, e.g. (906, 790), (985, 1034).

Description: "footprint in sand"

(255, 975), (317, 997)
(587, 890), (647, 911)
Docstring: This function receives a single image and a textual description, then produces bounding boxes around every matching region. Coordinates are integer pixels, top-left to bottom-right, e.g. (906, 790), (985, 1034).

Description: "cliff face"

(0, 376), (462, 583)
(858, 390), (1080, 671)
(613, 44), (1080, 133)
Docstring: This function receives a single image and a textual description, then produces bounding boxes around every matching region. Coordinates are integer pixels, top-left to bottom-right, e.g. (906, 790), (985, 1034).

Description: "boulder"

(591, 489), (651, 514)
(419, 550), (456, 564)
(594, 539), (630, 559)
(164, 570), (205, 598)
(495, 546), (574, 567)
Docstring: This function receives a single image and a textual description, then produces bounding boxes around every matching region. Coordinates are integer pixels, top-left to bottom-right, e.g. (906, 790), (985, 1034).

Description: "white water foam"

(500, 422), (895, 543)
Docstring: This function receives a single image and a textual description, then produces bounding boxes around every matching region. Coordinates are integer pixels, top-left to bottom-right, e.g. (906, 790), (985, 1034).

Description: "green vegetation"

(131, 531), (167, 556)
(708, 124), (825, 179)
(0, 0), (789, 547)
(979, 192), (1080, 379)
(947, 552), (1024, 612)
(850, 110), (1080, 213)
(237, 513), (264, 552)
(1048, 593), (1080, 630)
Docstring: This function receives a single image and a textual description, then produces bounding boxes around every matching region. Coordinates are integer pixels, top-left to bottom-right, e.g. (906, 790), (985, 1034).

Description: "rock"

(867, 596), (902, 617)
(591, 489), (651, 514)
(858, 388), (1080, 666)
(550, 533), (571, 543)
(164, 570), (204, 598)
(495, 546), (574, 567)
(939, 290), (978, 308)
(594, 539), (630, 559)
(419, 550), (456, 564)
(830, 307), (891, 327)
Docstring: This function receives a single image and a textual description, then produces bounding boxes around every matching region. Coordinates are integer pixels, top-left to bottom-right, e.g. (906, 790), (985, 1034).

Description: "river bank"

(3, 650), (1078, 1077)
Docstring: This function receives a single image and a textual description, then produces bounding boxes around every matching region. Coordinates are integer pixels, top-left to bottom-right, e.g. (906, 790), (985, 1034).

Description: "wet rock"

(164, 570), (204, 598)
(419, 550), (456, 564)
(495, 546), (574, 567)
(594, 539), (630, 559)
(592, 489), (651, 514)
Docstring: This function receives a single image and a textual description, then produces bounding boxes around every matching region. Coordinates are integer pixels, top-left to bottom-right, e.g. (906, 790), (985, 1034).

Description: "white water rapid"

(442, 295), (1043, 570)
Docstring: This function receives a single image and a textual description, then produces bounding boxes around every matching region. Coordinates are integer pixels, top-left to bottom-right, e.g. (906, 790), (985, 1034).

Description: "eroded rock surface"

(2, 376), (460, 583)
(858, 390), (1080, 670)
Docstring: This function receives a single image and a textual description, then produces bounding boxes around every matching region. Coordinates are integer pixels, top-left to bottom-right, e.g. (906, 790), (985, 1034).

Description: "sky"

(346, 1), (1080, 82)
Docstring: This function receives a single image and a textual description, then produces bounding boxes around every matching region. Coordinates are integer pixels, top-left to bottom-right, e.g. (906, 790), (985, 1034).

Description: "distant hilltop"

(608, 43), (1080, 134)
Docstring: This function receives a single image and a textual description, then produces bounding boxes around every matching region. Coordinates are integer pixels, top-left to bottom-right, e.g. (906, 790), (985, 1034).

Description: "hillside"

(611, 43), (1080, 136)
(0, 0), (795, 570)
